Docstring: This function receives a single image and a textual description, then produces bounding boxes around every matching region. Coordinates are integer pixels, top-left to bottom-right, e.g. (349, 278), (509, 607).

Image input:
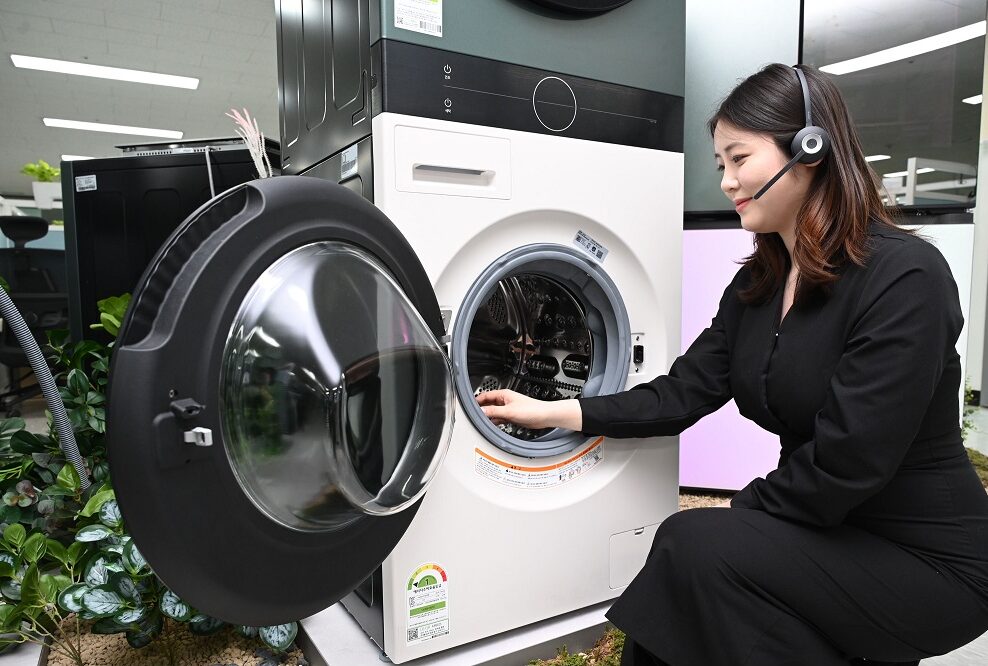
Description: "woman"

(477, 64), (988, 666)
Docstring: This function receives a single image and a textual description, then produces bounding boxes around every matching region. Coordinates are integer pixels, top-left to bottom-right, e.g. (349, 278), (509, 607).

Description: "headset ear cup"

(791, 126), (831, 163)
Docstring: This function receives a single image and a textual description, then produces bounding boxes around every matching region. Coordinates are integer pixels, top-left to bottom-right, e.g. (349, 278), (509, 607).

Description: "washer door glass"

(221, 241), (453, 532)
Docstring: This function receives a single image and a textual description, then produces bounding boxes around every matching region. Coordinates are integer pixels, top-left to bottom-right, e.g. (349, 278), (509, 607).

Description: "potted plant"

(0, 297), (306, 665)
(20, 161), (61, 210)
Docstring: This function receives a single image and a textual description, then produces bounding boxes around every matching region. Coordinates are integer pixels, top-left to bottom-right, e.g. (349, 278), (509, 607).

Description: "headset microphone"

(752, 66), (831, 200)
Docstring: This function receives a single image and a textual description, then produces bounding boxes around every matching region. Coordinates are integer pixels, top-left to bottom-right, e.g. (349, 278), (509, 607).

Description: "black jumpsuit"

(578, 225), (988, 665)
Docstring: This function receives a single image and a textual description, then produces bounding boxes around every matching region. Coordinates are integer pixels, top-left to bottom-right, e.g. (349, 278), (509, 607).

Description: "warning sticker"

(406, 563), (450, 645)
(394, 0), (443, 38)
(75, 175), (97, 192)
(574, 230), (608, 263)
(340, 144), (358, 181)
(475, 437), (604, 489)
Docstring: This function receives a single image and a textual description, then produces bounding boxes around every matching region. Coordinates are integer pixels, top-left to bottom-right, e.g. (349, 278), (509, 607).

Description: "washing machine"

(106, 113), (683, 664)
(104, 1), (685, 662)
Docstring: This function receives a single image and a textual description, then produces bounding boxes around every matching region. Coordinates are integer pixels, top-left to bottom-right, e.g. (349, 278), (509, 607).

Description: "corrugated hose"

(0, 288), (91, 490)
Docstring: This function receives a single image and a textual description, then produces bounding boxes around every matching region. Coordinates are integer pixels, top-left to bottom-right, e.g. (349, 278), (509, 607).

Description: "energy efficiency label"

(406, 563), (450, 645)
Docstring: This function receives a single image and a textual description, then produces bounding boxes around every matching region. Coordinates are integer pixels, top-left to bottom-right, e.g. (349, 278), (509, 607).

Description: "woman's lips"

(735, 198), (751, 213)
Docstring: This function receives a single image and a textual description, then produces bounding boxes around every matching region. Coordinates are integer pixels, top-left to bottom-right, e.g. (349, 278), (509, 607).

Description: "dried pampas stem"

(225, 107), (273, 178)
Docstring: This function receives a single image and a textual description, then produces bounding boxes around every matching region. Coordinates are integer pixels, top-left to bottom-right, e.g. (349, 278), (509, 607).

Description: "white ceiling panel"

(0, 0), (279, 195)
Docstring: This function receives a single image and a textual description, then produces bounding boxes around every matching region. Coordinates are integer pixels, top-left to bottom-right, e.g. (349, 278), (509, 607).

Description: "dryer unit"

(276, 0), (685, 179)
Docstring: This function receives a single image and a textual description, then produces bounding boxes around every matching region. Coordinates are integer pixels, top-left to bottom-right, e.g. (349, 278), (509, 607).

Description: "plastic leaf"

(188, 614), (226, 635)
(80, 489), (115, 518)
(123, 540), (147, 575)
(259, 622), (298, 651)
(21, 533), (45, 563)
(126, 611), (163, 648)
(45, 539), (67, 564)
(75, 525), (113, 543)
(91, 617), (129, 634)
(3, 524), (25, 550)
(81, 588), (124, 617)
(115, 606), (147, 624)
(55, 464), (81, 492)
(0, 580), (20, 602)
(57, 584), (87, 613)
(99, 501), (122, 528)
(84, 556), (112, 586)
(159, 590), (192, 622)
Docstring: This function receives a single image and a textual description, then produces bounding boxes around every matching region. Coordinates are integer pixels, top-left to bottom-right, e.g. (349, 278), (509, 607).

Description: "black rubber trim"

(107, 176), (443, 626)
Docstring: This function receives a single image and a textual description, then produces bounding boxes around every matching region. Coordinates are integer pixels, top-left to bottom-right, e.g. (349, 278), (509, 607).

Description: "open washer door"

(106, 176), (454, 627)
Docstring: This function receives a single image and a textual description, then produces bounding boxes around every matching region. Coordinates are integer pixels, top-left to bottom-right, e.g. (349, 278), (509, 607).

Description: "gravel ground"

(45, 620), (306, 666)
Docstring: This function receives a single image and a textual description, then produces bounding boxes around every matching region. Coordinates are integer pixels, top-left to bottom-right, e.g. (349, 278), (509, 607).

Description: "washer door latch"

(183, 427), (213, 447)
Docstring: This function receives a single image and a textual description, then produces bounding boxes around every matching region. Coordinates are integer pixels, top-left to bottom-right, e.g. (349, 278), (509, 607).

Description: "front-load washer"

(334, 112), (682, 662)
(106, 114), (683, 663)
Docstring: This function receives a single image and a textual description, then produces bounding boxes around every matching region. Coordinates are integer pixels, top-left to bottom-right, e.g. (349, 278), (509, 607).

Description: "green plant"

(967, 447), (988, 489)
(0, 295), (300, 663)
(962, 380), (978, 444)
(20, 160), (60, 183)
(530, 627), (625, 666)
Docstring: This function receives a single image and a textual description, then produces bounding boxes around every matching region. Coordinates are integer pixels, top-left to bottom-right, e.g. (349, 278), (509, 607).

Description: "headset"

(752, 65), (832, 200)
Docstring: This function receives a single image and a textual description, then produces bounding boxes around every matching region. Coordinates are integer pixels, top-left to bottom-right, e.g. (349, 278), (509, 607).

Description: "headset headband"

(793, 66), (812, 127)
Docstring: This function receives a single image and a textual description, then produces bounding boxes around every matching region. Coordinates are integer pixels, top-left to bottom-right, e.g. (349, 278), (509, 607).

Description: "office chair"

(0, 216), (69, 417)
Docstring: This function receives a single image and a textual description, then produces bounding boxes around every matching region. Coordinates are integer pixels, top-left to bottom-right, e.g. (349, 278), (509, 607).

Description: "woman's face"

(713, 121), (815, 239)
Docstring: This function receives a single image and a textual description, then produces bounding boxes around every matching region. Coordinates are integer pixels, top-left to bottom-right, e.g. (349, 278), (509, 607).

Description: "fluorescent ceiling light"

(11, 55), (198, 89)
(44, 118), (183, 139)
(820, 21), (986, 75)
(963, 94), (983, 105)
(883, 168), (935, 178)
(865, 154), (891, 162)
(61, 155), (93, 161)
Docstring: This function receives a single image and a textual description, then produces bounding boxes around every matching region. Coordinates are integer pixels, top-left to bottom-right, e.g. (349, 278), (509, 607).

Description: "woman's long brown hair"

(708, 64), (901, 304)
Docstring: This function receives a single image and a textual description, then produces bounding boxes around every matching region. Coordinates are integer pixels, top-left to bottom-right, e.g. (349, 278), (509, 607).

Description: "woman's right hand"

(476, 390), (583, 431)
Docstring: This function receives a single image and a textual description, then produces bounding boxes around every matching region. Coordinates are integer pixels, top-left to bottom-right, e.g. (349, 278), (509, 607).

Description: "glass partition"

(803, 0), (986, 207)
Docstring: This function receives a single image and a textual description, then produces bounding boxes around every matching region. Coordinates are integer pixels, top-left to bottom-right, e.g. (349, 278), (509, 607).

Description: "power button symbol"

(443, 64), (452, 75)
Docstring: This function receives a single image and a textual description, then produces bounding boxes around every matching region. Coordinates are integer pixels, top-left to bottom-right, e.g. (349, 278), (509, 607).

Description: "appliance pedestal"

(300, 600), (612, 666)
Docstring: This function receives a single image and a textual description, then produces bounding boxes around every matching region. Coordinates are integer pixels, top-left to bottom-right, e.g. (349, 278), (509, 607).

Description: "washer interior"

(467, 273), (593, 441)
(452, 245), (631, 459)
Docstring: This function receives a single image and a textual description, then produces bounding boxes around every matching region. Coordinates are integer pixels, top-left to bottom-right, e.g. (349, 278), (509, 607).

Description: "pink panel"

(679, 229), (779, 491)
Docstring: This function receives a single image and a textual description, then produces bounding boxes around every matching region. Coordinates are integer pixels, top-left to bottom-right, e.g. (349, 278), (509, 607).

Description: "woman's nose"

(721, 173), (738, 195)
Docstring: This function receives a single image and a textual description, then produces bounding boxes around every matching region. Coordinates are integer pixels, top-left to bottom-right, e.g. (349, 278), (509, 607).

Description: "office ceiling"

(803, 0), (986, 187)
(0, 0), (279, 196)
(0, 0), (985, 197)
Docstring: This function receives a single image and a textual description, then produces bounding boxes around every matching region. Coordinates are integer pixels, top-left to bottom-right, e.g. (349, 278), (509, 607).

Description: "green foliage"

(20, 160), (60, 183)
(88, 294), (130, 337)
(962, 380), (978, 444)
(967, 447), (988, 488)
(529, 627), (626, 666)
(0, 295), (300, 661)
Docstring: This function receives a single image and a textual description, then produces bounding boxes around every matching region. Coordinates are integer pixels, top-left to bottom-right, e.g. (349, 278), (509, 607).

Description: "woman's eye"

(716, 164), (724, 172)
(732, 155), (747, 164)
